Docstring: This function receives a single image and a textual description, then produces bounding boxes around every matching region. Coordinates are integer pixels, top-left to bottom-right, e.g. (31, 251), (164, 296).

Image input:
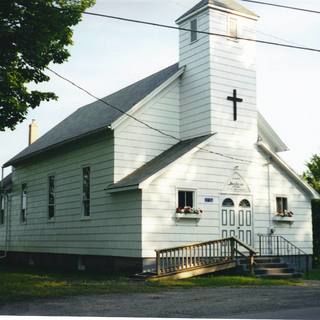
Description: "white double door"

(221, 195), (253, 246)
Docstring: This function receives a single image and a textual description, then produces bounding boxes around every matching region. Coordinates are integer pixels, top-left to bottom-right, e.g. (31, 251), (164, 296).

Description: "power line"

(82, 11), (320, 53)
(241, 0), (320, 14)
(46, 67), (254, 164)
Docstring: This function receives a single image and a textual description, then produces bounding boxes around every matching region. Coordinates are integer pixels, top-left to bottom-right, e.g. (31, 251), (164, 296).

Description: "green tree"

(303, 154), (320, 194)
(0, 0), (95, 131)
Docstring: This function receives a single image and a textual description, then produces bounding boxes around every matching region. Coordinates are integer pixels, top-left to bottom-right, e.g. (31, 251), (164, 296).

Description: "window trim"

(275, 196), (288, 214)
(47, 174), (56, 222)
(21, 183), (27, 224)
(176, 188), (197, 209)
(81, 165), (91, 219)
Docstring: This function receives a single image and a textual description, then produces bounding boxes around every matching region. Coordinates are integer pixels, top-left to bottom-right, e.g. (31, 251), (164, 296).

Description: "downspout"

(267, 158), (274, 255)
(0, 166), (7, 259)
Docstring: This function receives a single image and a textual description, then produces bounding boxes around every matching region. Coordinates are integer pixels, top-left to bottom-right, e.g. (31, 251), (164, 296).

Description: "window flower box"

(175, 207), (202, 220)
(273, 211), (294, 223)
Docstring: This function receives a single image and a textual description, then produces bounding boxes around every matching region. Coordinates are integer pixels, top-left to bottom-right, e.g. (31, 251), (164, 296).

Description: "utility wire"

(82, 11), (320, 53)
(241, 0), (320, 14)
(46, 67), (254, 164)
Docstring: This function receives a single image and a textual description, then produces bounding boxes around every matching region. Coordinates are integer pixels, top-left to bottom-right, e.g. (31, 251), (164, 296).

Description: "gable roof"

(258, 113), (288, 152)
(258, 142), (319, 199)
(176, 0), (258, 23)
(107, 134), (214, 192)
(4, 63), (181, 168)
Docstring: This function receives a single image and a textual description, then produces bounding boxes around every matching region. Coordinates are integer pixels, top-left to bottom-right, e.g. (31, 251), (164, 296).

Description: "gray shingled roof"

(4, 63), (181, 167)
(176, 0), (258, 23)
(108, 134), (214, 191)
(0, 173), (12, 192)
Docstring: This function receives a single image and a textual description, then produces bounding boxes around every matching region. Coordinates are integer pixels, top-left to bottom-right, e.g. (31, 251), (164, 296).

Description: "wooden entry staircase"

(139, 235), (309, 280)
(152, 237), (256, 280)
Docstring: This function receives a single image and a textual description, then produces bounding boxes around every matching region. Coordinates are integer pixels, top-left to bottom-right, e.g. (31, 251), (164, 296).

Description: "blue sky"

(1, 0), (319, 176)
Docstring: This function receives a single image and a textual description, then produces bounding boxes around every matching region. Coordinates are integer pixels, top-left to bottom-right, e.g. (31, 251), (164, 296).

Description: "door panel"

(221, 196), (253, 247)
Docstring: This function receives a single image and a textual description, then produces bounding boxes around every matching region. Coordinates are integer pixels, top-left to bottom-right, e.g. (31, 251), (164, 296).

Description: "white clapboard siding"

(114, 79), (180, 182)
(141, 137), (313, 257)
(179, 11), (211, 140)
(1, 133), (142, 257)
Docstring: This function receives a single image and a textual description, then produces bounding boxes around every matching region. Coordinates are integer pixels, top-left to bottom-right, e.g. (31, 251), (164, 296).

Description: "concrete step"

(255, 262), (288, 269)
(130, 272), (157, 280)
(255, 267), (295, 275)
(254, 257), (281, 264)
(257, 272), (303, 279)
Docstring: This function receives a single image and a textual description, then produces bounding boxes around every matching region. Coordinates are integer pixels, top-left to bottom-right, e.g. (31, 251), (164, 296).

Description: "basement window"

(190, 19), (198, 43)
(276, 197), (288, 214)
(21, 183), (27, 223)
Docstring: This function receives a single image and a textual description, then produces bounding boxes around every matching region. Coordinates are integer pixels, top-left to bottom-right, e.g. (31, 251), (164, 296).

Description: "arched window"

(239, 199), (251, 208)
(222, 198), (234, 207)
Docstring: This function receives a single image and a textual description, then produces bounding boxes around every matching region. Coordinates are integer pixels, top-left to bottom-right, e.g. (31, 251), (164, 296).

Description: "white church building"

(0, 0), (318, 274)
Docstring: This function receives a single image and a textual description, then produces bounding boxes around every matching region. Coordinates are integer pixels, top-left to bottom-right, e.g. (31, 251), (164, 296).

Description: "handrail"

(156, 238), (234, 253)
(155, 237), (256, 276)
(258, 234), (309, 273)
(258, 234), (307, 256)
(278, 235), (307, 255)
(231, 236), (256, 275)
(231, 236), (257, 255)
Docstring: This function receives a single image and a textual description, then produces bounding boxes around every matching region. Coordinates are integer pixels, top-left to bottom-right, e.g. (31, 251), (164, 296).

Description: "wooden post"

(249, 253), (254, 276)
(258, 235), (261, 256)
(305, 255), (309, 278)
(231, 238), (235, 261)
(156, 251), (160, 275)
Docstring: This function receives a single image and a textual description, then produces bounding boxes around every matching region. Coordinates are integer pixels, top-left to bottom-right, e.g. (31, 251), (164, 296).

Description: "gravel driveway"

(1, 282), (320, 318)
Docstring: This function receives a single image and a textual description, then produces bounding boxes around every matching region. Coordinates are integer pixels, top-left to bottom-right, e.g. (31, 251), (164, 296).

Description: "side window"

(21, 183), (27, 223)
(178, 190), (194, 209)
(190, 18), (198, 43)
(276, 197), (288, 214)
(82, 167), (90, 217)
(0, 195), (4, 225)
(48, 176), (55, 220)
(228, 17), (237, 38)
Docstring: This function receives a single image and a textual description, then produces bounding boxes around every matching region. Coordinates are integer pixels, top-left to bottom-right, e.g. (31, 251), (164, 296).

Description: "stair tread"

(255, 263), (288, 268)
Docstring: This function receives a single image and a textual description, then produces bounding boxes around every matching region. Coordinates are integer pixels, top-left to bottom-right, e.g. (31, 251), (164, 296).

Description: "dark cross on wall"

(227, 89), (243, 121)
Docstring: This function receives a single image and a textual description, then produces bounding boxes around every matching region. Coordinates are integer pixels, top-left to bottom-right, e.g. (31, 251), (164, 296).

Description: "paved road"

(1, 282), (320, 318)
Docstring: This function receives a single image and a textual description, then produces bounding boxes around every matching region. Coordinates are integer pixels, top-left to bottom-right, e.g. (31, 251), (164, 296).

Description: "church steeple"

(176, 0), (258, 144)
(176, 0), (258, 24)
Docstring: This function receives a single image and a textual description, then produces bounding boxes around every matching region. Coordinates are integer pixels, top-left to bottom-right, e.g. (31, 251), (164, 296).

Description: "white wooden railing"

(155, 237), (256, 276)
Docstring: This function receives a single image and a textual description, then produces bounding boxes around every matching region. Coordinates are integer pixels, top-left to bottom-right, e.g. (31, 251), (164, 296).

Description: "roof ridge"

(176, 0), (258, 23)
(4, 63), (182, 167)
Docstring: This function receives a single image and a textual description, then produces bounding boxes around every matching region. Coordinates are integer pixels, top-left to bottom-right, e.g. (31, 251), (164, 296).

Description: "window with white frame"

(228, 17), (237, 38)
(178, 190), (194, 209)
(82, 167), (90, 217)
(190, 18), (198, 42)
(276, 197), (288, 214)
(48, 175), (55, 220)
(0, 195), (4, 225)
(21, 183), (27, 223)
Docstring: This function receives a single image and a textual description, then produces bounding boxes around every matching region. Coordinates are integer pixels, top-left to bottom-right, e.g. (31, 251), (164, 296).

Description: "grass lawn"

(0, 265), (310, 304)
(305, 268), (320, 280)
